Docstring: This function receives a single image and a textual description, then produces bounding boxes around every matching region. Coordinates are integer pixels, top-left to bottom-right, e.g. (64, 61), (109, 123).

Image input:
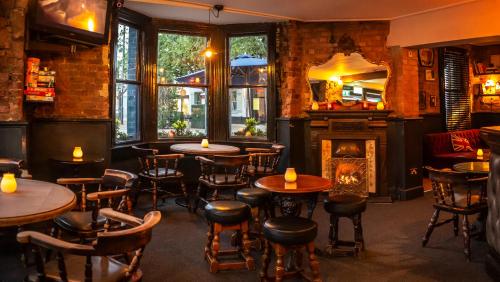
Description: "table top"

(170, 143), (240, 155)
(255, 174), (332, 194)
(453, 161), (490, 174)
(51, 156), (105, 165)
(0, 178), (76, 227)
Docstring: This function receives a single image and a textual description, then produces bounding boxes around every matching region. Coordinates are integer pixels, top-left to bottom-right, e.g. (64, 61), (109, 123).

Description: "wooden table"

(453, 161), (490, 175)
(170, 143), (240, 155)
(0, 178), (76, 227)
(255, 174), (332, 219)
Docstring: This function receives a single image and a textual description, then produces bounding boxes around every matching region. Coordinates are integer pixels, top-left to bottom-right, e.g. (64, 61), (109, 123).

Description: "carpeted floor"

(0, 191), (493, 282)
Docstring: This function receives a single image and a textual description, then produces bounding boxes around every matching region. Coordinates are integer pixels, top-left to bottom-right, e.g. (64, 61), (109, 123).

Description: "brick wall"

(0, 0), (27, 121)
(30, 47), (110, 119)
(0, 0), (110, 121)
(277, 21), (420, 118)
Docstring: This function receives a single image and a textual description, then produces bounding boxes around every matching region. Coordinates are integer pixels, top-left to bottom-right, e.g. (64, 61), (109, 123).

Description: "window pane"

(229, 87), (267, 138)
(157, 33), (207, 84)
(229, 35), (268, 85)
(115, 83), (139, 142)
(157, 86), (207, 138)
(116, 23), (139, 81)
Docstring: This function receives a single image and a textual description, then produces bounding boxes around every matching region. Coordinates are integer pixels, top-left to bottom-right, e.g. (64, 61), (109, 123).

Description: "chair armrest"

(468, 176), (489, 183)
(245, 147), (272, 153)
(17, 231), (94, 256)
(87, 189), (130, 201)
(57, 178), (103, 185)
(152, 154), (185, 160)
(195, 156), (214, 165)
(99, 208), (143, 227)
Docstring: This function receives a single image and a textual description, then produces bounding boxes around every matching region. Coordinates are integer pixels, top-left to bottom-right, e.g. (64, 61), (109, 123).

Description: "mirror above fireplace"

(308, 53), (389, 106)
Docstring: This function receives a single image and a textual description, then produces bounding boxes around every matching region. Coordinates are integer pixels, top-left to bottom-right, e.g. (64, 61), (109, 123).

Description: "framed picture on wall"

(419, 48), (434, 67)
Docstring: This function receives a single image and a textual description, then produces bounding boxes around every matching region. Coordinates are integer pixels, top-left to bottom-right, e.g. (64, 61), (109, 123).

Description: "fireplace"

(322, 139), (376, 196)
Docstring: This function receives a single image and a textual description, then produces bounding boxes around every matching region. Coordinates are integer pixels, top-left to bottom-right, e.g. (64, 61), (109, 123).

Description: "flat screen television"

(29, 0), (111, 45)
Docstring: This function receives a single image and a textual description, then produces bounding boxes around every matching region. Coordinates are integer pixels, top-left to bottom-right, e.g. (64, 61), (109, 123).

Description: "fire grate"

(326, 157), (368, 196)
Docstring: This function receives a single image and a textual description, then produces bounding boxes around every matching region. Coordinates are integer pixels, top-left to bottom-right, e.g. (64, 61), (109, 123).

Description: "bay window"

(157, 33), (208, 138)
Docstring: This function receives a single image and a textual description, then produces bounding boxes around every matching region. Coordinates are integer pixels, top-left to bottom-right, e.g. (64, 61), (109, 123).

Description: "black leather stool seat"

(236, 188), (272, 207)
(263, 217), (317, 245)
(324, 193), (367, 216)
(205, 201), (251, 225)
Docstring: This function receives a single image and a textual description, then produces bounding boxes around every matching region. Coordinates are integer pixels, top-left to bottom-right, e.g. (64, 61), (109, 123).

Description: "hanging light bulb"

(200, 5), (223, 58)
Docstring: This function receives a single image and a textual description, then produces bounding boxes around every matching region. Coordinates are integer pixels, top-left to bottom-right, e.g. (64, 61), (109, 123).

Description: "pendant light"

(201, 5), (223, 58)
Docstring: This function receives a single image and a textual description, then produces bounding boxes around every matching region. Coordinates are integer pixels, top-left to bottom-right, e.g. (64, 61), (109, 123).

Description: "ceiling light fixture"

(201, 5), (223, 59)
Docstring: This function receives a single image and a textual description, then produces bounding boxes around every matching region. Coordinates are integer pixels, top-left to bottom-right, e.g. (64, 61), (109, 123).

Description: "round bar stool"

(236, 188), (272, 249)
(260, 216), (321, 282)
(323, 193), (367, 256)
(204, 201), (254, 273)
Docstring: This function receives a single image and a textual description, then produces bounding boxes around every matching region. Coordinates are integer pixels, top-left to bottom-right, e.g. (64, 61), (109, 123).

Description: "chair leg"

(422, 209), (440, 247)
(152, 181), (158, 211)
(179, 179), (190, 211)
(260, 240), (271, 281)
(275, 244), (286, 282)
(193, 183), (203, 213)
(307, 242), (322, 282)
(462, 215), (471, 261)
(133, 178), (142, 207)
(453, 214), (459, 236)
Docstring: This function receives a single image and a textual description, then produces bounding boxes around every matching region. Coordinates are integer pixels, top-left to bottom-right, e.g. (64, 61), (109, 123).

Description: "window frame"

(155, 30), (210, 140)
(110, 10), (146, 146)
(224, 25), (277, 142)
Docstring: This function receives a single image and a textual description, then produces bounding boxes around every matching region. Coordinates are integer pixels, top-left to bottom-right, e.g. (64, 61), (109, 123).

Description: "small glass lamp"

(311, 101), (319, 111)
(284, 168), (297, 183)
(477, 148), (484, 159)
(1, 173), (17, 193)
(73, 146), (83, 159)
(376, 102), (385, 110)
(201, 139), (209, 148)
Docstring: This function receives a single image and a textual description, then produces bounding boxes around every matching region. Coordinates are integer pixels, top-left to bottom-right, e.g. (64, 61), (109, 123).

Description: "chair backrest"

(0, 158), (23, 177)
(145, 154), (184, 178)
(132, 146), (159, 173)
(249, 152), (280, 174)
(425, 166), (487, 208)
(197, 155), (249, 185)
(94, 210), (161, 255)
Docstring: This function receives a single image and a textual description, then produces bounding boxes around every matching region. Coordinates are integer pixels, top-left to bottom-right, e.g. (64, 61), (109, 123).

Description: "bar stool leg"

(260, 240), (271, 280)
(205, 224), (214, 261)
(275, 244), (286, 282)
(241, 222), (255, 270)
(307, 242), (322, 282)
(210, 224), (221, 273)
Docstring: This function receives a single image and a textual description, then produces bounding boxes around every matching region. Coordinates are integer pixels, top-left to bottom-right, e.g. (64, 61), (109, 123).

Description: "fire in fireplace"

(323, 139), (375, 196)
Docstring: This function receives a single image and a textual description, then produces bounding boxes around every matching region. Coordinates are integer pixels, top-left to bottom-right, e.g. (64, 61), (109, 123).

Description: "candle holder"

(477, 148), (484, 160)
(311, 101), (319, 111)
(201, 139), (209, 148)
(284, 168), (297, 183)
(376, 102), (385, 110)
(1, 173), (17, 193)
(73, 146), (83, 159)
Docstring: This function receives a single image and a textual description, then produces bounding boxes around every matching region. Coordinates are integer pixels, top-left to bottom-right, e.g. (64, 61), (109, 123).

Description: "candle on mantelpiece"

(477, 148), (484, 159)
(376, 101), (385, 110)
(201, 139), (209, 148)
(1, 173), (17, 193)
(284, 168), (297, 183)
(311, 101), (319, 111)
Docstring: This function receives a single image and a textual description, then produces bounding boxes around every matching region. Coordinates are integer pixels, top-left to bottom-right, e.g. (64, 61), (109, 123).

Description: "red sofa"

(423, 129), (487, 168)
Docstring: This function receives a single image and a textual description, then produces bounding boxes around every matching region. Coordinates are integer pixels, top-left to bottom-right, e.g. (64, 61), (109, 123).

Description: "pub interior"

(1, 0), (500, 281)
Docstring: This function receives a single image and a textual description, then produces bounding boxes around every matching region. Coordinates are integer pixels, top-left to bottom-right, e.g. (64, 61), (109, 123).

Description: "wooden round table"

(255, 174), (332, 219)
(170, 143), (240, 155)
(0, 178), (76, 227)
(453, 161), (490, 175)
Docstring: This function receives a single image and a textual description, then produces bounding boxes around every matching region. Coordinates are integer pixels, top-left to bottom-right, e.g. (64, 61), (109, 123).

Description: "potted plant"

(172, 120), (188, 136)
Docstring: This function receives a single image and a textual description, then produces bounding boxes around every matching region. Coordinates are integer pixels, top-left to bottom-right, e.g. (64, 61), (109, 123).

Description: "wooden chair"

(53, 169), (137, 240)
(0, 158), (23, 177)
(247, 152), (281, 183)
(423, 166), (488, 260)
(18, 208), (161, 282)
(132, 146), (187, 211)
(193, 155), (250, 212)
(245, 143), (285, 155)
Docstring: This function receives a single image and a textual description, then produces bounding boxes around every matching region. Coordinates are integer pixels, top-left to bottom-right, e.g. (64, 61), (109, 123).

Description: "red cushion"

(450, 134), (473, 152)
(424, 129), (481, 155)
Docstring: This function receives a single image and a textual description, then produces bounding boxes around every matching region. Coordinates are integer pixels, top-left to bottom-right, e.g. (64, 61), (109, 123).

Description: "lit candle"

(1, 173), (17, 193)
(73, 146), (83, 159)
(376, 101), (385, 110)
(311, 101), (319, 111)
(201, 139), (209, 148)
(284, 168), (297, 183)
(477, 148), (484, 159)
